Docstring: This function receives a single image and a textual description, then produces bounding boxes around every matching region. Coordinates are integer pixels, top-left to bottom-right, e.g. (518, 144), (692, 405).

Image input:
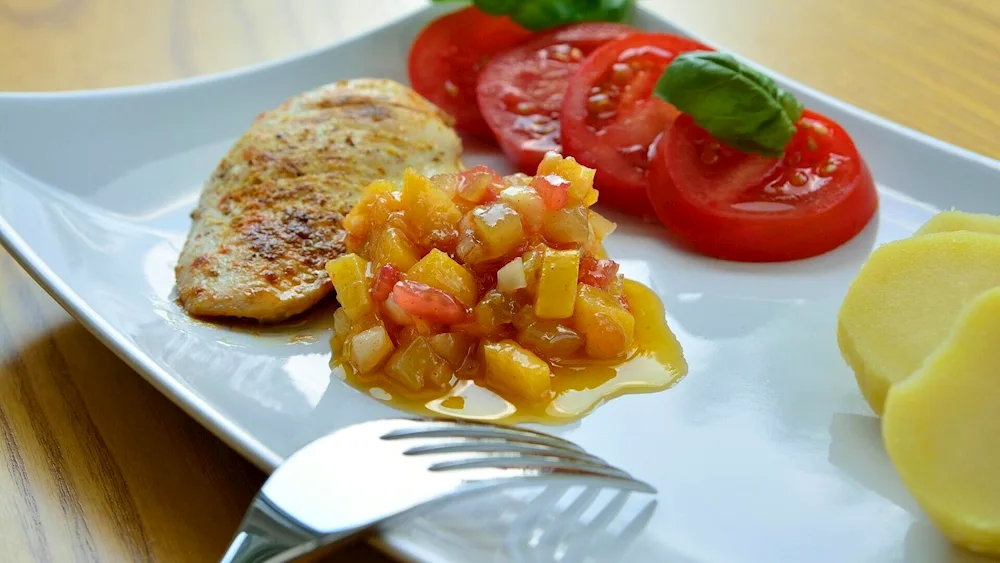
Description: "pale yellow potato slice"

(916, 210), (1000, 236)
(837, 231), (1000, 414)
(883, 287), (1000, 556)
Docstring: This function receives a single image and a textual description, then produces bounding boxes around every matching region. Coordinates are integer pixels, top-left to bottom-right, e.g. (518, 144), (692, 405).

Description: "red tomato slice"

(647, 110), (878, 262)
(561, 33), (713, 216)
(408, 7), (531, 137)
(476, 23), (634, 173)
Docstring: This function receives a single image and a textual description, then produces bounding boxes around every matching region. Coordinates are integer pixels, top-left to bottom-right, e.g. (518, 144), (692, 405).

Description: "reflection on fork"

(382, 482), (657, 562)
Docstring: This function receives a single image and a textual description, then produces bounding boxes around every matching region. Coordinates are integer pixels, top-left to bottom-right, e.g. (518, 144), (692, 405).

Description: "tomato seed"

(444, 80), (459, 97)
(818, 160), (839, 177)
(789, 170), (809, 187)
(570, 47), (584, 61)
(515, 101), (536, 115)
(588, 93), (612, 114)
(611, 63), (634, 85)
(806, 136), (819, 151)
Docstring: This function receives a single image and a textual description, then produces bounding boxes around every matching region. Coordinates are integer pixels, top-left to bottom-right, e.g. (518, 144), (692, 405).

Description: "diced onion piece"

(382, 296), (414, 326)
(497, 257), (527, 293)
(429, 333), (477, 367)
(350, 324), (394, 373)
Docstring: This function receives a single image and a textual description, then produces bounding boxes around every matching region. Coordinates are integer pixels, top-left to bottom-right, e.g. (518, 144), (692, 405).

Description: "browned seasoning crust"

(175, 79), (463, 322)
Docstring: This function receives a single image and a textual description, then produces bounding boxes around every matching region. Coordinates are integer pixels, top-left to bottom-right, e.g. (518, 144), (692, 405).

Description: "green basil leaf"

(654, 51), (803, 157)
(433, 0), (634, 30)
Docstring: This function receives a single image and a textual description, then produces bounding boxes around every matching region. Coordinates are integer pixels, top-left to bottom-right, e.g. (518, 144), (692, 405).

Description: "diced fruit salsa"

(326, 154), (686, 421)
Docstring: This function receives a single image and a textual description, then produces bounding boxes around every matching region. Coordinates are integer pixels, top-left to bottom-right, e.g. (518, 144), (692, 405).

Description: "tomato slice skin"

(561, 33), (713, 216)
(408, 7), (532, 137)
(647, 110), (878, 262)
(476, 23), (634, 173)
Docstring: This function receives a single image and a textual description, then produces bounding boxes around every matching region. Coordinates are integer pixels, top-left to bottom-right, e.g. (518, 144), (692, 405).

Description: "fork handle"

(220, 495), (367, 563)
(220, 496), (316, 563)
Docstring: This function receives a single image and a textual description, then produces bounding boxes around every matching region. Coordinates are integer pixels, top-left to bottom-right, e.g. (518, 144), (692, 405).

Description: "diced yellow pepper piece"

(482, 340), (552, 401)
(406, 248), (479, 307)
(534, 248), (580, 319)
(536, 152), (595, 202)
(326, 253), (373, 321)
(368, 227), (421, 271)
(400, 168), (462, 246)
(572, 284), (635, 359)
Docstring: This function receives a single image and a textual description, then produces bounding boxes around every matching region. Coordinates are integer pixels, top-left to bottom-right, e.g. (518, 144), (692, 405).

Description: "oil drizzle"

(333, 280), (686, 424)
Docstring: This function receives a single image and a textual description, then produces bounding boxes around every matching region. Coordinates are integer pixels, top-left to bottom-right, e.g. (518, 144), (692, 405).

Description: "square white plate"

(2, 4), (999, 562)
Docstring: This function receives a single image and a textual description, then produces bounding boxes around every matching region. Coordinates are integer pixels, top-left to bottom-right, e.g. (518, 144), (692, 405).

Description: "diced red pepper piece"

(578, 255), (620, 290)
(370, 264), (402, 302)
(531, 174), (570, 210)
(391, 280), (469, 325)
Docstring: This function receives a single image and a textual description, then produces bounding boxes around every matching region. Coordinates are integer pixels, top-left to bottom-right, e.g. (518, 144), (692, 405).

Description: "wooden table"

(1, 0), (998, 561)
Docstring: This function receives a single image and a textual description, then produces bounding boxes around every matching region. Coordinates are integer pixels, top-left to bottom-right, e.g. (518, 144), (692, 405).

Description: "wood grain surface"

(1, 0), (998, 561)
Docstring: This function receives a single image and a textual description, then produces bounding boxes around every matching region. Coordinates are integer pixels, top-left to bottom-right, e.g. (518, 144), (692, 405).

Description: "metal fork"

(220, 418), (655, 563)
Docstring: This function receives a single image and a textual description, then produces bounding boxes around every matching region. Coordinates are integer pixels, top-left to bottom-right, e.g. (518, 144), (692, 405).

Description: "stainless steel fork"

(220, 418), (655, 563)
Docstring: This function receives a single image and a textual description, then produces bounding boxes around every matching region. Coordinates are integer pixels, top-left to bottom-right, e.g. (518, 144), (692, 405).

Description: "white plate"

(2, 4), (999, 562)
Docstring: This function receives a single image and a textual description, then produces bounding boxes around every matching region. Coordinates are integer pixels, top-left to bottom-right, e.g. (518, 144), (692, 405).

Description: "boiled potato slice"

(883, 287), (1000, 556)
(915, 210), (1000, 237)
(837, 231), (1000, 414)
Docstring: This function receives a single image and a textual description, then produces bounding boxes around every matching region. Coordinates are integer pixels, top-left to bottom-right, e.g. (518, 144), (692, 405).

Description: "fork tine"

(382, 421), (586, 453)
(428, 456), (656, 494)
(402, 440), (607, 466)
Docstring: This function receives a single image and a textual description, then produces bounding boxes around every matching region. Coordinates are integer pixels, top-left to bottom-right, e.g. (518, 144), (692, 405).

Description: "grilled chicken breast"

(175, 79), (463, 322)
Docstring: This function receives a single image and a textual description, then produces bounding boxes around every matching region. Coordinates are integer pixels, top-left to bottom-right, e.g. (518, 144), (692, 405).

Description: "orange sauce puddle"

(332, 280), (686, 424)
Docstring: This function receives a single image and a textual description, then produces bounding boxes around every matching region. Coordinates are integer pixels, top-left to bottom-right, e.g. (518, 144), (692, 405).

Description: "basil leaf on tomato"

(433, 0), (635, 31)
(654, 51), (804, 157)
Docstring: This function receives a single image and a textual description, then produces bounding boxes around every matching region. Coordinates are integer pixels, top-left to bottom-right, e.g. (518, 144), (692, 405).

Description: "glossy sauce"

(331, 279), (686, 424)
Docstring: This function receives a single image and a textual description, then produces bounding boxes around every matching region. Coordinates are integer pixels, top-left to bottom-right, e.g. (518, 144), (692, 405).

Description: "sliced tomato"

(647, 110), (878, 262)
(561, 33), (713, 215)
(476, 23), (634, 173)
(408, 7), (532, 137)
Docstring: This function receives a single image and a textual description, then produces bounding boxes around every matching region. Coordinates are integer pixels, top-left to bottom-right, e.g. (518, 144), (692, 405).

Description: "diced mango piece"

(385, 336), (452, 391)
(837, 232), (1000, 415)
(349, 324), (394, 374)
(573, 284), (635, 359)
(326, 254), (373, 320)
(883, 287), (1000, 556)
(368, 226), (421, 272)
(534, 248), (580, 319)
(536, 152), (595, 202)
(401, 168), (463, 248)
(482, 340), (552, 400)
(916, 210), (1000, 237)
(405, 249), (479, 307)
(470, 203), (525, 260)
(542, 206), (591, 245)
